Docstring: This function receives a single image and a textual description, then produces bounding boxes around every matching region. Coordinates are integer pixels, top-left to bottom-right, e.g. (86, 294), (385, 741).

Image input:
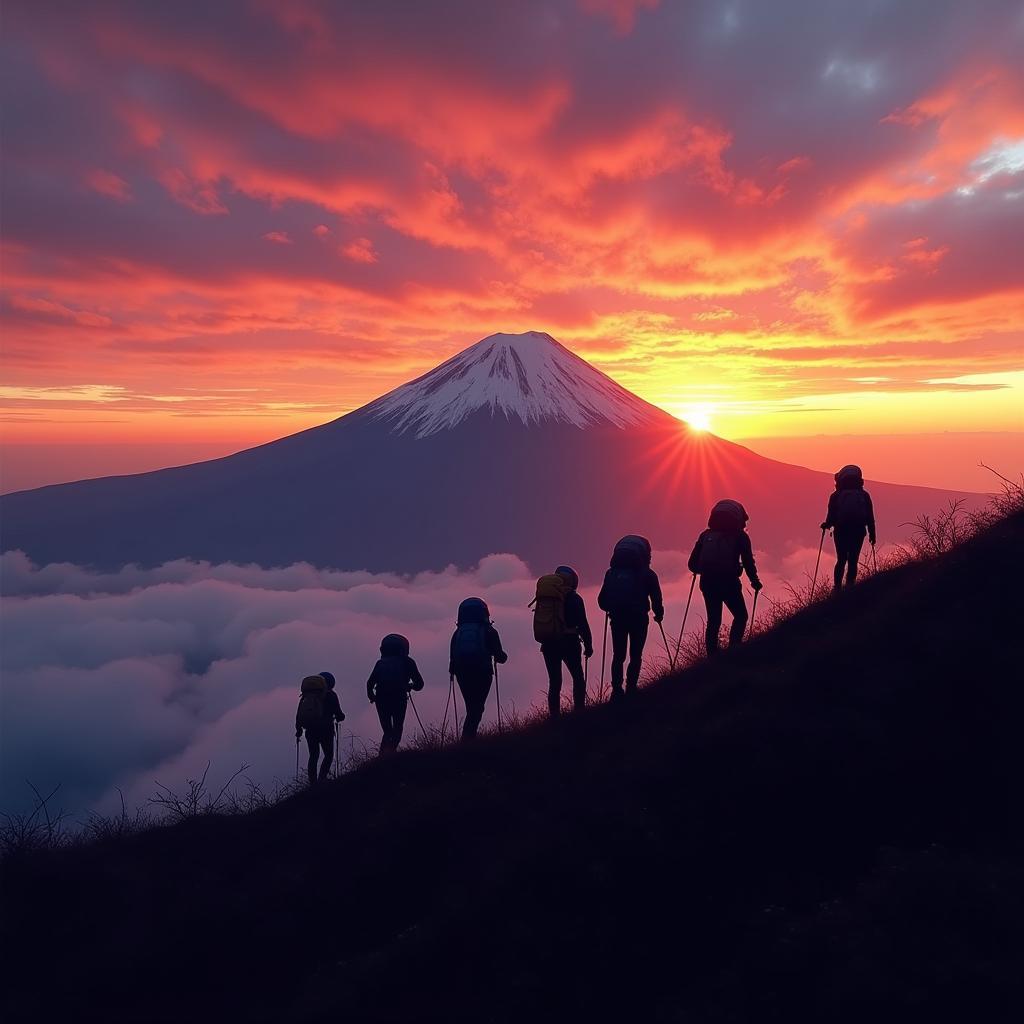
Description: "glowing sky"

(2, 0), (1023, 455)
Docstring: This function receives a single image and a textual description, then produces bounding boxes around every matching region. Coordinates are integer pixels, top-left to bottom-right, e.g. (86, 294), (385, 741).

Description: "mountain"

(0, 331), (979, 575)
(3, 511), (1020, 1023)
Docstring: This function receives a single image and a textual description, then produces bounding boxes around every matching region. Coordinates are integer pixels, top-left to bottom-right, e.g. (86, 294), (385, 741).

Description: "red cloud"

(1, 0), (1021, 444)
(85, 168), (132, 202)
(342, 238), (378, 263)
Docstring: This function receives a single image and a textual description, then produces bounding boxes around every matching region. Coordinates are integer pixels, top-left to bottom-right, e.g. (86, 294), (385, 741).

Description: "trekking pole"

(441, 678), (452, 744)
(295, 736), (300, 779)
(657, 620), (673, 673)
(334, 722), (340, 779)
(672, 574), (697, 668)
(871, 543), (878, 574)
(451, 675), (461, 738)
(408, 691), (427, 740)
(749, 589), (759, 639)
(493, 658), (503, 734)
(600, 613), (609, 703)
(810, 528), (825, 602)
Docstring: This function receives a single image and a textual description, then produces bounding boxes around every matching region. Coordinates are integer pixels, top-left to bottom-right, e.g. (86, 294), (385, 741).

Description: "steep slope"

(0, 331), (979, 575)
(3, 513), (1021, 1024)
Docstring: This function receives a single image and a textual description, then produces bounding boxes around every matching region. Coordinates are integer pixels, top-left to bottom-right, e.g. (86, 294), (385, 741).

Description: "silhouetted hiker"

(295, 671), (345, 785)
(449, 597), (507, 739)
(532, 565), (594, 716)
(366, 634), (425, 755)
(822, 464), (876, 591)
(688, 500), (762, 657)
(598, 536), (664, 700)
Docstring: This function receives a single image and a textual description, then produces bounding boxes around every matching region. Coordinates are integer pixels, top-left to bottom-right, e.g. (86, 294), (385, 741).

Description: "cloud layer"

(1, 542), (831, 816)
(2, 0), (1022, 444)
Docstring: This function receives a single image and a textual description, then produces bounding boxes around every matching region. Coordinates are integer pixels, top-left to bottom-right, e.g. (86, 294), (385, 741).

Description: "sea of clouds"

(0, 541), (842, 818)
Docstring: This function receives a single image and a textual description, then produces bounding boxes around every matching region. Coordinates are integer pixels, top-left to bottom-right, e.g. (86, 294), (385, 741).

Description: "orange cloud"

(1, 0), (1021, 450)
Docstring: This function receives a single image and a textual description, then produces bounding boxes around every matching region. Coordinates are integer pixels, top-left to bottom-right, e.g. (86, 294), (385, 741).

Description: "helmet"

(554, 565), (579, 590)
(379, 634), (410, 657)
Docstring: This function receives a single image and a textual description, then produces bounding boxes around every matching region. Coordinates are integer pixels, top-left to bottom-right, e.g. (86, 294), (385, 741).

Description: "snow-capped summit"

(365, 331), (667, 437)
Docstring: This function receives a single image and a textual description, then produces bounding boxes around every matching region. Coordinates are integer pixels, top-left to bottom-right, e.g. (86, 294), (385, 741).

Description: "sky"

(1, 0), (1023, 489)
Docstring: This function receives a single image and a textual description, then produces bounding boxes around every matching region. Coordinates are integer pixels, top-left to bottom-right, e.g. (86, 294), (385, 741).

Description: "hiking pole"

(871, 543), (878, 574)
(672, 574), (697, 668)
(810, 528), (825, 602)
(441, 677), (452, 744)
(408, 691), (426, 740)
(600, 613), (609, 702)
(749, 589), (760, 639)
(334, 721), (340, 779)
(295, 735), (300, 779)
(657, 620), (673, 672)
(451, 675), (461, 738)
(493, 658), (503, 734)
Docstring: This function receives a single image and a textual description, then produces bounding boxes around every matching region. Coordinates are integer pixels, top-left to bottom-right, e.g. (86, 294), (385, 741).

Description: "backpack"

(380, 633), (410, 657)
(532, 574), (569, 644)
(611, 535), (652, 569)
(697, 530), (739, 576)
(707, 499), (748, 532)
(452, 622), (491, 673)
(601, 566), (646, 615)
(457, 597), (490, 624)
(833, 489), (870, 529)
(835, 465), (863, 489)
(296, 674), (326, 731)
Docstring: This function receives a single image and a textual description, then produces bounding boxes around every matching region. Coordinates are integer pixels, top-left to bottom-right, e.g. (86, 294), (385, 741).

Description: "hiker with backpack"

(822, 465), (876, 590)
(295, 671), (346, 785)
(532, 565), (594, 717)
(449, 597), (508, 740)
(366, 634), (425, 755)
(597, 536), (664, 701)
(688, 500), (763, 658)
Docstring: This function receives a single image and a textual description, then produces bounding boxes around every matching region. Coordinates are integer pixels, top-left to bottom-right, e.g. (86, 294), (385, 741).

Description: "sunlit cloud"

(0, 0), (1020, 449)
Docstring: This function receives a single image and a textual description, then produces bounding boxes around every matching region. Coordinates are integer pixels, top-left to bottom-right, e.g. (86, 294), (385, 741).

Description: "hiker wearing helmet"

(597, 536), (664, 700)
(688, 501), (762, 657)
(822, 465), (876, 590)
(449, 597), (508, 739)
(532, 566), (594, 716)
(295, 671), (346, 785)
(366, 634), (425, 755)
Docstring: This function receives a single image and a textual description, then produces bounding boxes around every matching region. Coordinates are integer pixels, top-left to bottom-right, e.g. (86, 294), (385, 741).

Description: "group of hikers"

(295, 465), (877, 781)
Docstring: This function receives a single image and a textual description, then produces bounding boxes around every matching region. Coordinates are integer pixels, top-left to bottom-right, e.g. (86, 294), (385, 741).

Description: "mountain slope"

(0, 332), (980, 575)
(3, 512), (1021, 1023)
(364, 330), (665, 435)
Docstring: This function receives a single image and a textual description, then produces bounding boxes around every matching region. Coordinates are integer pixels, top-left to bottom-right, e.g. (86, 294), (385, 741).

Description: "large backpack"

(296, 674), (326, 731)
(611, 535), (652, 569)
(601, 565), (647, 616)
(380, 633), (410, 657)
(835, 465), (864, 489)
(457, 597), (489, 624)
(697, 530), (739, 577)
(707, 499), (748, 532)
(452, 622), (491, 673)
(833, 489), (870, 529)
(532, 574), (570, 644)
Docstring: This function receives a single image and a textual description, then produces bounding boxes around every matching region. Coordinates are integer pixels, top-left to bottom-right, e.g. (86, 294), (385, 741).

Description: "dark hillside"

(3, 513), (1023, 1023)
